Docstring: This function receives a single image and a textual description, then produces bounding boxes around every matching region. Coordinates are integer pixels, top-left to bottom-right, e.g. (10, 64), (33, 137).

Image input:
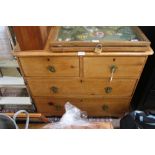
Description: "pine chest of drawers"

(14, 26), (154, 117)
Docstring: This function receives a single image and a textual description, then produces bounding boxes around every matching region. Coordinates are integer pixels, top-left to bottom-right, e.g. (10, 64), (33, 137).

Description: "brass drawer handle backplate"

(102, 104), (109, 112)
(105, 87), (112, 94)
(47, 65), (56, 72)
(51, 86), (58, 93)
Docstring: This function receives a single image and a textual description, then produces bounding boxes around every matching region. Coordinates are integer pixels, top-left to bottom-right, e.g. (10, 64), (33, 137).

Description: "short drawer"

(27, 78), (137, 97)
(84, 57), (146, 78)
(33, 97), (130, 116)
(19, 57), (79, 77)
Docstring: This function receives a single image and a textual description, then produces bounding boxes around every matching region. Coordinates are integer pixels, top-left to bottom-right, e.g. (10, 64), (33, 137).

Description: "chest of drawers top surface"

(14, 26), (153, 57)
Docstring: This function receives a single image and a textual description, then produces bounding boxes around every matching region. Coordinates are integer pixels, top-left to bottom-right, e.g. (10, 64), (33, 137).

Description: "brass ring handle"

(102, 104), (109, 112)
(51, 86), (58, 93)
(105, 87), (112, 94)
(47, 65), (56, 72)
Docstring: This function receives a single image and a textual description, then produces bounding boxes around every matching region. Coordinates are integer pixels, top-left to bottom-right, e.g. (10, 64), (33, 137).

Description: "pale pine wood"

(34, 97), (79, 116)
(50, 40), (150, 47)
(80, 98), (130, 116)
(50, 46), (150, 52)
(13, 27), (154, 117)
(26, 78), (137, 97)
(79, 56), (84, 77)
(84, 56), (146, 78)
(34, 97), (130, 116)
(13, 48), (154, 57)
(19, 57), (79, 77)
(44, 27), (60, 50)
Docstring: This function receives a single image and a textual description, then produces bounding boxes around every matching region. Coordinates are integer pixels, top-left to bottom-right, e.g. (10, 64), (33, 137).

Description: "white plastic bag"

(43, 102), (90, 129)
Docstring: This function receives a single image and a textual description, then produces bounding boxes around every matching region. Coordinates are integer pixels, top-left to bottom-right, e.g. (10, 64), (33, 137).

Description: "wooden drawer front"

(27, 78), (136, 97)
(34, 97), (130, 116)
(81, 98), (130, 116)
(34, 97), (80, 116)
(19, 57), (79, 77)
(84, 57), (145, 78)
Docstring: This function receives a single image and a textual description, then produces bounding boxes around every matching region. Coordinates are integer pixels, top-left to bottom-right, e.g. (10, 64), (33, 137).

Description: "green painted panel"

(57, 26), (139, 42)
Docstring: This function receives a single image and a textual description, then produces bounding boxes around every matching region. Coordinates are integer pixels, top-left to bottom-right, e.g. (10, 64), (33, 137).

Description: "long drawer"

(84, 57), (145, 78)
(33, 97), (130, 116)
(19, 57), (79, 77)
(27, 78), (137, 97)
